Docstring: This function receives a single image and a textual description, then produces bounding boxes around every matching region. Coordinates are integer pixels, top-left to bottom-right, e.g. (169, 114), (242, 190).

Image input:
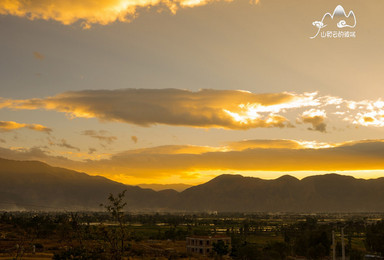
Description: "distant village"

(1, 211), (384, 259)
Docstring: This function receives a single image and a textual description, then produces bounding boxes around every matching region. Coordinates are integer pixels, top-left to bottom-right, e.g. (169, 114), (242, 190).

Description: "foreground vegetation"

(1, 192), (384, 259)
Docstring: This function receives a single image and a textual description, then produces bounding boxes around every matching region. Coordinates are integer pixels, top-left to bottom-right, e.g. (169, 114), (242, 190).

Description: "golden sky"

(0, 0), (384, 184)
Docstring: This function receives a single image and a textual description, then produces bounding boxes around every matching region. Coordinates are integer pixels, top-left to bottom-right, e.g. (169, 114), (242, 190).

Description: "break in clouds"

(0, 88), (383, 131)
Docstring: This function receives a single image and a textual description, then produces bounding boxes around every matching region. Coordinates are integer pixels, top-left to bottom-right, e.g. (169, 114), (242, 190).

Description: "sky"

(0, 0), (384, 185)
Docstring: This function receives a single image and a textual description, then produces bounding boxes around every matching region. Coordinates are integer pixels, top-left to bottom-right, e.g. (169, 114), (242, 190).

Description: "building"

(186, 235), (231, 256)
(365, 256), (384, 260)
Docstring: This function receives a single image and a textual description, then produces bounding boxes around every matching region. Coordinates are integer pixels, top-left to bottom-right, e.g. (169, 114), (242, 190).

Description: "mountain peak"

(207, 174), (250, 184)
(3, 157), (384, 212)
(276, 175), (299, 182)
(211, 174), (244, 181)
(302, 173), (356, 181)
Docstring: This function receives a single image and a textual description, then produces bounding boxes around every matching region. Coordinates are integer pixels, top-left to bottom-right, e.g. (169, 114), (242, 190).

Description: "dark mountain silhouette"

(0, 158), (169, 211)
(137, 183), (192, 192)
(2, 157), (384, 212)
(178, 174), (384, 212)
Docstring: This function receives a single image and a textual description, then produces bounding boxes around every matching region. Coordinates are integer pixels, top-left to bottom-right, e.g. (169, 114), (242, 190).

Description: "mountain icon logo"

(310, 5), (357, 39)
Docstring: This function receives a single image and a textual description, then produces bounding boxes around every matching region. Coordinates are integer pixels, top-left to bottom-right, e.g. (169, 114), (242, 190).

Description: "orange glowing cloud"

(342, 99), (384, 127)
(0, 0), (242, 28)
(298, 109), (327, 132)
(1, 139), (384, 182)
(73, 139), (384, 180)
(1, 89), (384, 131)
(0, 89), (300, 129)
(227, 139), (305, 150)
(0, 120), (52, 133)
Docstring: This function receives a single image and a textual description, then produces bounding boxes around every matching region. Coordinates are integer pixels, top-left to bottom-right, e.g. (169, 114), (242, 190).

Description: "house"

(186, 235), (231, 256)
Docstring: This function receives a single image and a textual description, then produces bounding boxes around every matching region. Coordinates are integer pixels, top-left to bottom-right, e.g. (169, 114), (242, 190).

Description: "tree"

(366, 220), (384, 255)
(213, 240), (229, 259)
(100, 190), (128, 260)
(231, 241), (260, 260)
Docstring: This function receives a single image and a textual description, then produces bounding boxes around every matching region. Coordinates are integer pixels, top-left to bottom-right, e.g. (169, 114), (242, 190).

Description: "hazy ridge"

(137, 183), (192, 192)
(2, 157), (384, 212)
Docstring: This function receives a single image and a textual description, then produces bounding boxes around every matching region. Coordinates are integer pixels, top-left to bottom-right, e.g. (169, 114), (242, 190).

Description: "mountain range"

(1, 157), (384, 212)
(137, 183), (192, 192)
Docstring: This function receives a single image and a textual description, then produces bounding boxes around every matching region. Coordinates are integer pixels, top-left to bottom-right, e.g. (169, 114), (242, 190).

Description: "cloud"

(342, 100), (384, 127)
(0, 120), (52, 134)
(77, 139), (384, 179)
(227, 139), (334, 150)
(131, 136), (138, 144)
(121, 144), (221, 155)
(88, 148), (97, 154)
(0, 146), (73, 165)
(47, 137), (80, 151)
(81, 130), (117, 144)
(227, 139), (304, 150)
(2, 139), (384, 181)
(33, 52), (44, 60)
(298, 109), (327, 132)
(0, 89), (314, 130)
(58, 139), (80, 151)
(351, 111), (384, 127)
(0, 0), (244, 28)
(2, 89), (384, 131)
